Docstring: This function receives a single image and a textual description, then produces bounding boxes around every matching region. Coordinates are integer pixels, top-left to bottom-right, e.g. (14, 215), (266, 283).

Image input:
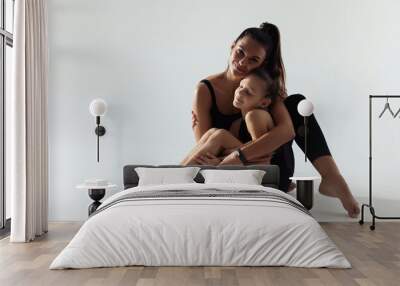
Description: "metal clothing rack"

(359, 95), (400, 230)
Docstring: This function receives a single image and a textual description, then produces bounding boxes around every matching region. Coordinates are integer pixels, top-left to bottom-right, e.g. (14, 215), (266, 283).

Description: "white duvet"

(50, 183), (351, 269)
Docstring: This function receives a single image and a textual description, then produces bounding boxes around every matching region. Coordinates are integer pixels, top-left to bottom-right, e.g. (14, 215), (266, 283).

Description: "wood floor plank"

(0, 222), (400, 286)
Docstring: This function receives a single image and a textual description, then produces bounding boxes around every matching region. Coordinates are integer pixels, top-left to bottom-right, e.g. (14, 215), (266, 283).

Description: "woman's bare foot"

(319, 174), (360, 218)
(312, 156), (360, 218)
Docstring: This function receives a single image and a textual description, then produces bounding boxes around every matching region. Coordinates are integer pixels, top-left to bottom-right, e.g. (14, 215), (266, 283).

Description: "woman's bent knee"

(285, 93), (306, 107)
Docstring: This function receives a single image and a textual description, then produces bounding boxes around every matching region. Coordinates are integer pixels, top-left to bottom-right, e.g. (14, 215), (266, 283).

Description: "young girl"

(181, 69), (277, 166)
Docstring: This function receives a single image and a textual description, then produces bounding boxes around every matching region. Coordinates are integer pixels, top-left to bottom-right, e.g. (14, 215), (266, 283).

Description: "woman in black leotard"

(188, 22), (359, 218)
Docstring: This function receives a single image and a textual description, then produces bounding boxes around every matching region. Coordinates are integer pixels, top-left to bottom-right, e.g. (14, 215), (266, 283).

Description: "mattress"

(50, 183), (350, 269)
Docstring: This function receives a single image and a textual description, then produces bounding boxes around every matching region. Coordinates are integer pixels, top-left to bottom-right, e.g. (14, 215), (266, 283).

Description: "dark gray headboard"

(123, 164), (280, 190)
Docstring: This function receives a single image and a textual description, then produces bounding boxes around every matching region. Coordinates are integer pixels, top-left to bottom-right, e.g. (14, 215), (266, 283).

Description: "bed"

(50, 164), (350, 269)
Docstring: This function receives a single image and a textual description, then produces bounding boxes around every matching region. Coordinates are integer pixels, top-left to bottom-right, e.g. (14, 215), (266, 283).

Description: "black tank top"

(200, 79), (241, 130)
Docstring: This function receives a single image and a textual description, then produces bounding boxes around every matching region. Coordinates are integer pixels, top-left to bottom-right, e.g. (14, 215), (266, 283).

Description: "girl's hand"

(219, 151), (243, 166)
(249, 155), (272, 165)
(219, 152), (271, 166)
(194, 152), (221, 166)
(221, 147), (238, 156)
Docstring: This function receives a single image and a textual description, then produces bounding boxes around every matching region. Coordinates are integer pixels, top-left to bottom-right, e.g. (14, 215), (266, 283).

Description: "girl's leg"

(183, 129), (243, 166)
(284, 94), (360, 218)
(181, 128), (218, 165)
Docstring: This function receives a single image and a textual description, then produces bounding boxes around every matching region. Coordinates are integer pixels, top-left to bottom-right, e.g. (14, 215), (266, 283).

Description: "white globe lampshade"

(297, 99), (314, 116)
(89, 99), (107, 116)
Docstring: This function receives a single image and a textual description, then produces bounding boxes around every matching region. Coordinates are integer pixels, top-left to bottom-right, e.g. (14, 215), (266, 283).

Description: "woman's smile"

(233, 63), (247, 75)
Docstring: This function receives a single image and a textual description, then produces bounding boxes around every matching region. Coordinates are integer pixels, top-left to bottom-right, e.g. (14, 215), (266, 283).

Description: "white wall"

(48, 0), (400, 221)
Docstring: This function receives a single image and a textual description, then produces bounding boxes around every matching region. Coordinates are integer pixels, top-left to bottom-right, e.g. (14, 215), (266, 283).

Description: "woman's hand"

(193, 152), (222, 166)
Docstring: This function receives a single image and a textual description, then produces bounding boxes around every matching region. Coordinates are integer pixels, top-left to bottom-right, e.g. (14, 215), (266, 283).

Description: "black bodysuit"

(200, 80), (331, 192)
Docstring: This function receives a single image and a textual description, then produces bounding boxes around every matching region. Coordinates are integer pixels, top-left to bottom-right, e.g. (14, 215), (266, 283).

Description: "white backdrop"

(47, 0), (400, 221)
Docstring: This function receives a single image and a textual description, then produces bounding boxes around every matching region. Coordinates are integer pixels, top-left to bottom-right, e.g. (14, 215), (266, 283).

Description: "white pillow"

(135, 167), (201, 186)
(200, 169), (266, 185)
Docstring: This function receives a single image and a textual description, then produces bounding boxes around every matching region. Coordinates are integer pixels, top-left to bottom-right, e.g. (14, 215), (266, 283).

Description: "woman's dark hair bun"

(259, 22), (270, 32)
(259, 22), (278, 41)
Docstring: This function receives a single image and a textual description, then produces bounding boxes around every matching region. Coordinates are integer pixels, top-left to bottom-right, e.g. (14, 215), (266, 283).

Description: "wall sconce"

(89, 99), (107, 162)
(297, 99), (314, 162)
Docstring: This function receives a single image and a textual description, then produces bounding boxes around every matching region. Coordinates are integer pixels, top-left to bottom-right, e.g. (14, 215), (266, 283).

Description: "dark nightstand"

(289, 176), (320, 210)
(76, 183), (117, 216)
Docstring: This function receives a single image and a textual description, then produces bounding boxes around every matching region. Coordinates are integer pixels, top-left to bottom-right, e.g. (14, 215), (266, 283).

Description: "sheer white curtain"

(9, 0), (48, 242)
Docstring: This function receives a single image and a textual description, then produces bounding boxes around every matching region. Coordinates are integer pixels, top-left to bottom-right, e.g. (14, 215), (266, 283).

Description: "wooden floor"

(0, 222), (399, 286)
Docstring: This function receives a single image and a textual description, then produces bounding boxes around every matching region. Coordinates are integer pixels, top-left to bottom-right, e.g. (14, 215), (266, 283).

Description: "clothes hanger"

(378, 97), (395, 118)
(394, 106), (400, 118)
